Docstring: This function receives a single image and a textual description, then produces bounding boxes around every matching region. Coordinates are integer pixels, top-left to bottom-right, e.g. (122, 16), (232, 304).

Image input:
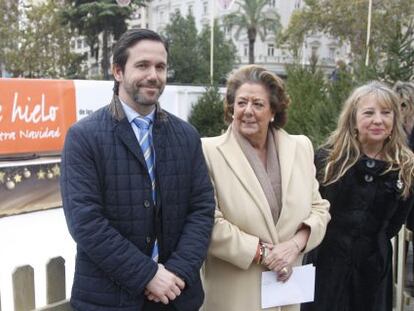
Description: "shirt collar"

(119, 99), (156, 124)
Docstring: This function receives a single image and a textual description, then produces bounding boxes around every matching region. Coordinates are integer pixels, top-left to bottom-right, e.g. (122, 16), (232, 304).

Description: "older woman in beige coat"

(201, 65), (330, 311)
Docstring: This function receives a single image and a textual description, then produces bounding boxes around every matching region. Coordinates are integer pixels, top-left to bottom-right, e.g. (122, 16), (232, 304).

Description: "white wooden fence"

(3, 227), (413, 311)
(394, 226), (413, 310)
(9, 257), (71, 311)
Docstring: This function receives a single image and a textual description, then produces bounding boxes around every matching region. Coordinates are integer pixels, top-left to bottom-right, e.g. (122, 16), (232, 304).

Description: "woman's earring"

(387, 132), (392, 141)
(270, 117), (274, 122)
(353, 128), (358, 138)
(232, 115), (235, 120)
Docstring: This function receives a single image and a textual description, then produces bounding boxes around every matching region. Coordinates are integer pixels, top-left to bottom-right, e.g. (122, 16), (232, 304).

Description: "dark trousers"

(142, 301), (178, 311)
(74, 302), (181, 311)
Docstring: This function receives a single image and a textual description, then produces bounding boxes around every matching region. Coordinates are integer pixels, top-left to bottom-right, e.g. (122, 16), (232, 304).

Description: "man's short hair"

(112, 29), (169, 95)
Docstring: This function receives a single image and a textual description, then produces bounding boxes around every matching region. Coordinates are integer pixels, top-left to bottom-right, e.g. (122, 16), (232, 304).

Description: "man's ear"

(112, 64), (123, 82)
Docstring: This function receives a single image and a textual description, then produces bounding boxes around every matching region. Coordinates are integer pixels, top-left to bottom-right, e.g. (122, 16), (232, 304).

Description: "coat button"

(146, 236), (151, 244)
(366, 160), (376, 168)
(364, 174), (373, 182)
(143, 200), (151, 208)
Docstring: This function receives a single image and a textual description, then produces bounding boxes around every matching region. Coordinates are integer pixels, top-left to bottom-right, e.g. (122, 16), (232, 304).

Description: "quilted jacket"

(60, 96), (215, 311)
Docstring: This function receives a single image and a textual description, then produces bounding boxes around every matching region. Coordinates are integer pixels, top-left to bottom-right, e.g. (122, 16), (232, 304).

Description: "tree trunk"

(248, 28), (256, 64)
(101, 29), (109, 80)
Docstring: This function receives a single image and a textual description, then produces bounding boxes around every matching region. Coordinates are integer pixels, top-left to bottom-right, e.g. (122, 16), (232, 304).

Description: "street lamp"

(365, 0), (372, 66)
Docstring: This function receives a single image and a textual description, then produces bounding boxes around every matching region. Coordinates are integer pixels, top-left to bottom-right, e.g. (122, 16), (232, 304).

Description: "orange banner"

(0, 79), (76, 156)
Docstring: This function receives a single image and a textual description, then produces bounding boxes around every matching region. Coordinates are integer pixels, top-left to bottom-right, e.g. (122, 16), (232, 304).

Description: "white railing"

(394, 226), (413, 310)
(2, 227), (412, 310)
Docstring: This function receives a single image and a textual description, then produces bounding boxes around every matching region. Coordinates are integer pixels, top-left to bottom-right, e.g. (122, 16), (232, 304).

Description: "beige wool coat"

(201, 127), (330, 311)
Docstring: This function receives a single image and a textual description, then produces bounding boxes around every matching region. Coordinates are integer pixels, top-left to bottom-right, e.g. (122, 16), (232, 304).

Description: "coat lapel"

(275, 129), (296, 228)
(114, 117), (147, 167)
(153, 116), (167, 210)
(109, 96), (146, 167)
(217, 128), (279, 240)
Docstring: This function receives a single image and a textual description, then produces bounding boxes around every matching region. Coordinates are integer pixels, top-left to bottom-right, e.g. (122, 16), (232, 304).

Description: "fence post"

(395, 226), (407, 311)
(46, 257), (66, 304)
(12, 265), (35, 311)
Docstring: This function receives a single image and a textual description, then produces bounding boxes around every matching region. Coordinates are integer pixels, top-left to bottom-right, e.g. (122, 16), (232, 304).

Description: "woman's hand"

(262, 240), (300, 282)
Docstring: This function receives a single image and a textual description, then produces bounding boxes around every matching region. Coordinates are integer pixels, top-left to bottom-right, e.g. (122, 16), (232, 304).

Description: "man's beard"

(131, 82), (164, 106)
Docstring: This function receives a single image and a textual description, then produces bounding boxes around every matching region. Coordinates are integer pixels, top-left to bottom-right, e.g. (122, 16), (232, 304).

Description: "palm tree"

(61, 0), (145, 79)
(224, 0), (281, 64)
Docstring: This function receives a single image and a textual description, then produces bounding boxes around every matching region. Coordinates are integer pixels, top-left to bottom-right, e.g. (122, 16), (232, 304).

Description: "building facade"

(72, 0), (349, 78)
(146, 0), (350, 76)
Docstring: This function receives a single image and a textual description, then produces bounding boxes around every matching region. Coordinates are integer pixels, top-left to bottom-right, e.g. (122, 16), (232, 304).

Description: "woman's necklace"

(365, 148), (383, 160)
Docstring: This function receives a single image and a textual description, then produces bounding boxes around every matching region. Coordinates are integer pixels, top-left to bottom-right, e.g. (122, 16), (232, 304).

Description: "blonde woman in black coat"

(302, 82), (414, 311)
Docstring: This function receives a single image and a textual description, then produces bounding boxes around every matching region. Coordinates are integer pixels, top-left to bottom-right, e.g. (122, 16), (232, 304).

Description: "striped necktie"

(133, 116), (158, 261)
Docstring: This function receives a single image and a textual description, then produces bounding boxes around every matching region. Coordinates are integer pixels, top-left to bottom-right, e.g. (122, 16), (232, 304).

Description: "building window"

(244, 44), (248, 57)
(328, 47), (335, 60)
(132, 11), (141, 19)
(159, 11), (164, 21)
(294, 0), (301, 9)
(76, 39), (82, 49)
(188, 5), (193, 14)
(267, 44), (274, 57)
(90, 64), (99, 76)
(70, 40), (75, 50)
(311, 46), (319, 57)
(269, 0), (276, 8)
(203, 2), (208, 15)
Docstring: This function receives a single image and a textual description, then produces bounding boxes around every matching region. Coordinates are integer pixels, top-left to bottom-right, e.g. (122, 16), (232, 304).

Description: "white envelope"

(261, 264), (315, 308)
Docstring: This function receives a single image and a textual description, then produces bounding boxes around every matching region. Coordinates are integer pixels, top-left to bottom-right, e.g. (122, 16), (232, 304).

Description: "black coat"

(406, 129), (414, 231)
(60, 96), (215, 311)
(302, 150), (414, 311)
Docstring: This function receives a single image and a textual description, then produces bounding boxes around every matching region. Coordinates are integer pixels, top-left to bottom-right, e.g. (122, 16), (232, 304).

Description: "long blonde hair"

(322, 81), (414, 198)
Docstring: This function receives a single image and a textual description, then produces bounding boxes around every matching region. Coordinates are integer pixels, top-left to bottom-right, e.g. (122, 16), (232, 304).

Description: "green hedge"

(188, 86), (228, 137)
(285, 64), (354, 147)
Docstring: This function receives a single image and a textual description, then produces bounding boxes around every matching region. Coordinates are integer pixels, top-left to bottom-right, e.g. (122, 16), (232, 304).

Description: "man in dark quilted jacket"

(60, 28), (215, 311)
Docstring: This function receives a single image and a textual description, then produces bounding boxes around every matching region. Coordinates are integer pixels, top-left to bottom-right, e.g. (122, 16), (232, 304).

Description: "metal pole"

(365, 0), (372, 66)
(210, 0), (215, 85)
